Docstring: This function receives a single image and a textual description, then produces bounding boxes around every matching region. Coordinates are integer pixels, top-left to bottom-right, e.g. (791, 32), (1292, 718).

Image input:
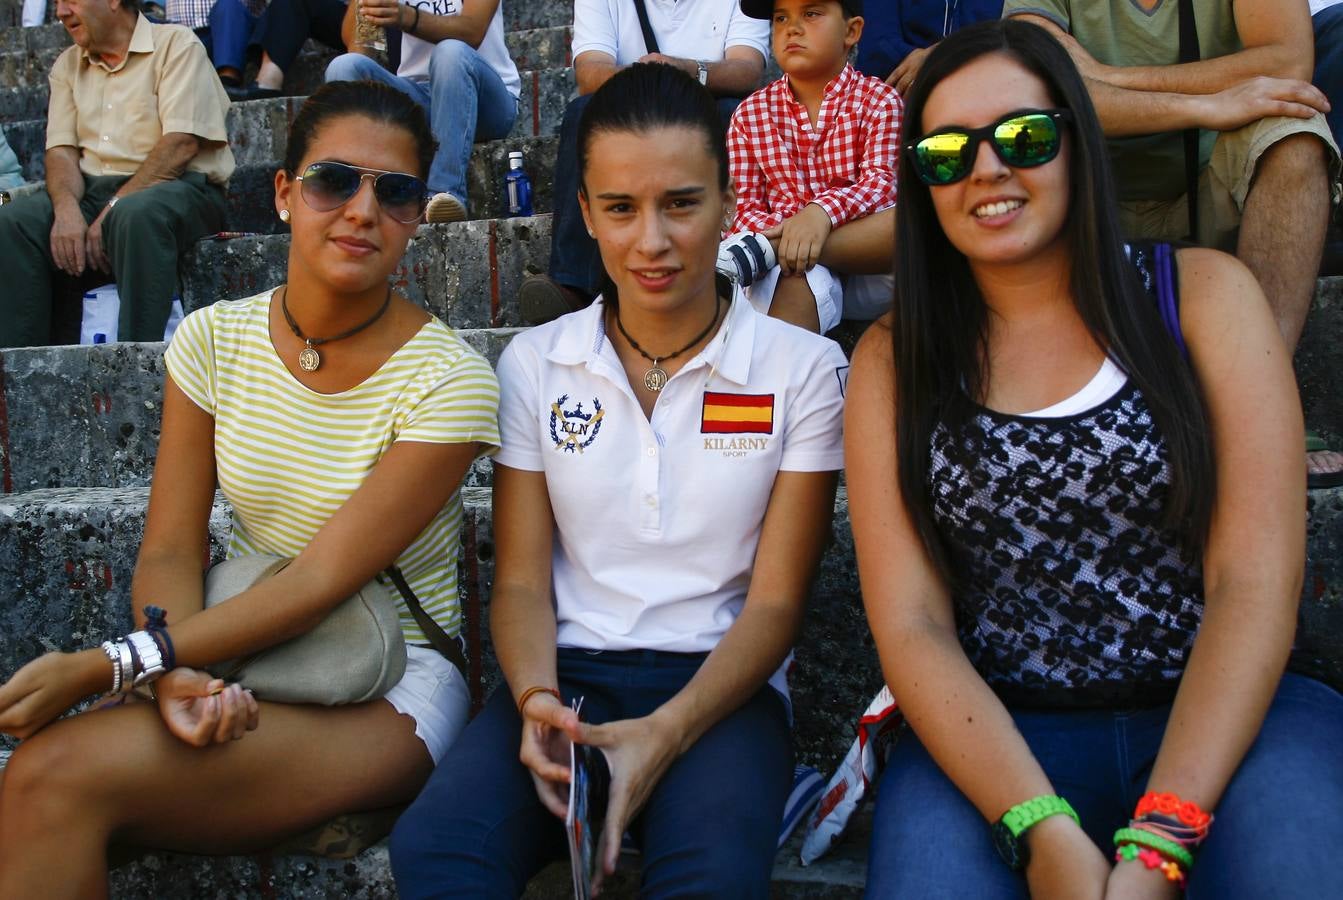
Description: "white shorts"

(383, 645), (470, 764)
(745, 264), (893, 333)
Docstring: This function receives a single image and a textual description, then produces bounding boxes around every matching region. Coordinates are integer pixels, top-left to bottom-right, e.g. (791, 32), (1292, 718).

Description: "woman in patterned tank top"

(847, 19), (1342, 900)
(0, 82), (499, 892)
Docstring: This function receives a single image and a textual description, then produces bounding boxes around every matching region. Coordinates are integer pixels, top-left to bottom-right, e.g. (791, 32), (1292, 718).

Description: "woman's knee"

(1, 727), (106, 831)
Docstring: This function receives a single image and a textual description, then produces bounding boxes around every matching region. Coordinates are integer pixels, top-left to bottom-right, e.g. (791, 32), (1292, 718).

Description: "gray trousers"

(0, 172), (226, 346)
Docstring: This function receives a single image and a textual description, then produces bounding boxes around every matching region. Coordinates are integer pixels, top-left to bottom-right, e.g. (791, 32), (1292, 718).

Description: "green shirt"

(1003, 0), (1241, 200)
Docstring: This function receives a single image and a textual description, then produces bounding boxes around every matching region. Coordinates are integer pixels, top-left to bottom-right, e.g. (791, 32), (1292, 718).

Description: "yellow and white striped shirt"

(165, 290), (501, 642)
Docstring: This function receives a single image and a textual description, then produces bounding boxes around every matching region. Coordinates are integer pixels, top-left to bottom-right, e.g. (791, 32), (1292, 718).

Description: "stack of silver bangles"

(100, 630), (168, 695)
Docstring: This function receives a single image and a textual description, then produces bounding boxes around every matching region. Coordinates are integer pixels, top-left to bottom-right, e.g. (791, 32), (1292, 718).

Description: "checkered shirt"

(167, 0), (267, 30)
(728, 64), (902, 233)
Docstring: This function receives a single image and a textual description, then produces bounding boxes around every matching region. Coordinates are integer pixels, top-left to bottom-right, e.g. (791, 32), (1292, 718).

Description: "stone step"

(105, 812), (872, 898)
(0, 22), (67, 54)
(2, 63), (573, 187)
(0, 485), (882, 773)
(0, 329), (522, 493)
(181, 213), (550, 326)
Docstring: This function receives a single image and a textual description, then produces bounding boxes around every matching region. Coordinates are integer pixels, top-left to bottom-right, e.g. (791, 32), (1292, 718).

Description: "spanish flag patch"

(701, 392), (775, 434)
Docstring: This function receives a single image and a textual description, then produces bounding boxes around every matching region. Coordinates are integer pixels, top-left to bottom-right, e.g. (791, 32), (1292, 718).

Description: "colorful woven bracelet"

(1135, 791), (1212, 830)
(1133, 813), (1208, 849)
(1115, 844), (1188, 889)
(1114, 827), (1196, 871)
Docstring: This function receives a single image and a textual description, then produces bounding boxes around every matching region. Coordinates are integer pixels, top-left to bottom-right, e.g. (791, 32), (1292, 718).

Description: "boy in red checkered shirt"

(720, 0), (901, 333)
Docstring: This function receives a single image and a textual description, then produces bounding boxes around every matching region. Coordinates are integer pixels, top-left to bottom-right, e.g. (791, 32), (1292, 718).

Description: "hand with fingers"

(155, 668), (260, 747)
(49, 205), (88, 276)
(517, 690), (581, 819)
(0, 651), (104, 739)
(356, 0), (402, 29)
(1198, 76), (1331, 131)
(770, 203), (833, 276)
(890, 46), (929, 96)
(1104, 855), (1182, 900)
(571, 713), (682, 895)
(85, 208), (112, 275)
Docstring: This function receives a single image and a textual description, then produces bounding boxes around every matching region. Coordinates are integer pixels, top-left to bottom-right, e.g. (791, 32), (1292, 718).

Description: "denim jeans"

(1316, 5), (1343, 157)
(865, 673), (1343, 898)
(548, 94), (742, 296)
(390, 648), (793, 899)
(197, 0), (257, 73)
(325, 43), (517, 203)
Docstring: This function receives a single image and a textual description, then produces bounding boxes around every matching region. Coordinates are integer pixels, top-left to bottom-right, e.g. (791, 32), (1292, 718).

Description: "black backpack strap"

(382, 566), (469, 675)
(1178, 0), (1201, 240)
(632, 0), (660, 54)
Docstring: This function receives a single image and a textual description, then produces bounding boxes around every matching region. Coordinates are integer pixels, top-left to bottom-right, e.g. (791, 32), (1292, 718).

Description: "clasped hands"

(519, 691), (682, 895)
(0, 650), (257, 746)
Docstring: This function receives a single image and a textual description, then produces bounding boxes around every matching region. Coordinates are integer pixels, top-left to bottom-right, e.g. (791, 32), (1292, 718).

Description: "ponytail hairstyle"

(893, 19), (1214, 584)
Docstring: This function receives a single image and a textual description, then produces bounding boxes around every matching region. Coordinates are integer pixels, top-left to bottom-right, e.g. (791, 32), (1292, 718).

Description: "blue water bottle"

(505, 150), (533, 217)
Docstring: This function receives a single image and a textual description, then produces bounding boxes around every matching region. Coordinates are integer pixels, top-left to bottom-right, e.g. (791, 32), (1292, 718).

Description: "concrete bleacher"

(1, 0), (1341, 895)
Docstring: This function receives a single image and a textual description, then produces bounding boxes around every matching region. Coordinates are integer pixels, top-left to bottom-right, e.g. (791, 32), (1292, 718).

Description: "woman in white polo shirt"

(390, 63), (848, 897)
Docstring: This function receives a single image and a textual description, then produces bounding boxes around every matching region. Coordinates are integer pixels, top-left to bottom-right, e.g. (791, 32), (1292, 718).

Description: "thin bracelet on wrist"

(516, 685), (561, 715)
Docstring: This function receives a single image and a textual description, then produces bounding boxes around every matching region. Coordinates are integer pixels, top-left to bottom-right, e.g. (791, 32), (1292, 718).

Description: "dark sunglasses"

(908, 109), (1073, 186)
(295, 161), (429, 223)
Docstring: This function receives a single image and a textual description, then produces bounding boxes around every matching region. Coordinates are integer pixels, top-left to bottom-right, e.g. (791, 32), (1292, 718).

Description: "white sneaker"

(716, 231), (777, 286)
(425, 193), (467, 224)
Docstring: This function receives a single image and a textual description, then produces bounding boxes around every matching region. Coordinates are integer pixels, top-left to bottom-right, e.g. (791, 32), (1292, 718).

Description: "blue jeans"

(1316, 5), (1343, 156)
(197, 0), (258, 73)
(865, 673), (1343, 898)
(390, 648), (793, 899)
(324, 43), (517, 203)
(548, 94), (742, 296)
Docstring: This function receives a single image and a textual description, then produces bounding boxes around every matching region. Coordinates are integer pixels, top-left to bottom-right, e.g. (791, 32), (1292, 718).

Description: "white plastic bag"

(79, 284), (119, 345)
(798, 686), (904, 865)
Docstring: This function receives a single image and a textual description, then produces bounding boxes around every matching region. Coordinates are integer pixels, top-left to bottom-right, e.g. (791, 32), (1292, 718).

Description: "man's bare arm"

(1012, 11), (1327, 135)
(45, 146), (90, 275)
(109, 132), (202, 200)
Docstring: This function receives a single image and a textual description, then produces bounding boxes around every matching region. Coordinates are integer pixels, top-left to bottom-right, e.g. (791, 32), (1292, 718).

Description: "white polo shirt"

(494, 292), (846, 668)
(572, 0), (770, 66)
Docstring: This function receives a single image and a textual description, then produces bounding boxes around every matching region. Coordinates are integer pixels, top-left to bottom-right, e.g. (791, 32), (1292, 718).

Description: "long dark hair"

(576, 62), (730, 305)
(284, 81), (437, 179)
(894, 19), (1214, 584)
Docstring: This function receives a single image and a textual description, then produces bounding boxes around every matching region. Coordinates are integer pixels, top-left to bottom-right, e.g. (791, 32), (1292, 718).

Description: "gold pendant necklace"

(280, 284), (393, 372)
(614, 294), (722, 393)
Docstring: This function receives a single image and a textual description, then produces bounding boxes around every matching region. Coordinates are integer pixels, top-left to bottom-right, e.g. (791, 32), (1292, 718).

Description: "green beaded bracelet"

(1114, 827), (1195, 871)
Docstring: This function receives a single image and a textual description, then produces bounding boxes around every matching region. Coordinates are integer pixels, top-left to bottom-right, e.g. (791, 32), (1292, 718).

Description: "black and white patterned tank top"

(928, 245), (1203, 707)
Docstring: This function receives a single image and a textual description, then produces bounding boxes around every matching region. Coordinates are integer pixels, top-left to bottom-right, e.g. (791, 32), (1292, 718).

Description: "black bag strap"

(632, 0), (660, 54)
(1177, 0), (1200, 240)
(383, 566), (469, 676)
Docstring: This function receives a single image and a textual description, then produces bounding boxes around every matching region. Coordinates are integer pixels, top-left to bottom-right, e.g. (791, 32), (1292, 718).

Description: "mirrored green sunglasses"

(908, 109), (1073, 186)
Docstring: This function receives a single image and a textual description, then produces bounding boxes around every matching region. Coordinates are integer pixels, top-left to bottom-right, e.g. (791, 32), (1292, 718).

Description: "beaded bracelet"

(1114, 827), (1196, 871)
(1136, 791), (1212, 831)
(1115, 843), (1188, 889)
(516, 685), (561, 716)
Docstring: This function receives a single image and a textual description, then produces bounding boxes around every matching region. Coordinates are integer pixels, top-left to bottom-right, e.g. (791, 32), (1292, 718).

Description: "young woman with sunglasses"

(846, 20), (1343, 900)
(0, 81), (500, 893)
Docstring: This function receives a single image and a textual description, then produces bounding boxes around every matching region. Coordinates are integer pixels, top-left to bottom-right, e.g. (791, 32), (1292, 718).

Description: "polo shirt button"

(645, 446), (656, 457)
(644, 494), (657, 507)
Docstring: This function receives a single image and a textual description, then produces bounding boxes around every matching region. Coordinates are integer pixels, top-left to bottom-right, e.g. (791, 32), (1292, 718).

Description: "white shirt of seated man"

(572, 0), (769, 67)
(397, 0), (521, 99)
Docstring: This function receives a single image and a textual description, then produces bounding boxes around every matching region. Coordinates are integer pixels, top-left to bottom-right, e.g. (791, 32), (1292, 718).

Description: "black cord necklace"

(280, 284), (393, 372)
(613, 293), (723, 392)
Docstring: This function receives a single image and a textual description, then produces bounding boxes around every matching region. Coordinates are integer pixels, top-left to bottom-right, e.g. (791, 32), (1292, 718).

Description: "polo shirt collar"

(544, 287), (758, 386)
(82, 13), (153, 71)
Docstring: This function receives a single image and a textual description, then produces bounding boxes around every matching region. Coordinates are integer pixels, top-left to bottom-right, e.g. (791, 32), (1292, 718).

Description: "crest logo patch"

(549, 394), (605, 452)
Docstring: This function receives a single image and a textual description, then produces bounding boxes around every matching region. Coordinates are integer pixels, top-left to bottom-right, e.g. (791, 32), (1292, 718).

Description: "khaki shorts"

(1118, 112), (1342, 251)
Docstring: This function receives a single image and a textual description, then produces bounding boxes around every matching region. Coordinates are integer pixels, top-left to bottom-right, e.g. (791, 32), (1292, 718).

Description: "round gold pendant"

(644, 366), (668, 392)
(298, 346), (321, 372)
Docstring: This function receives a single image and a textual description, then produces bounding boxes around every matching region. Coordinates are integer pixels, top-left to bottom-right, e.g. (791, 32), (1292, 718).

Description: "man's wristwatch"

(696, 59), (709, 86)
(991, 795), (1079, 870)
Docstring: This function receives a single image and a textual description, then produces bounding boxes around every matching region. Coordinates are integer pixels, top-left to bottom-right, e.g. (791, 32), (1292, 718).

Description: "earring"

(586, 227), (595, 237)
(279, 208), (291, 223)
